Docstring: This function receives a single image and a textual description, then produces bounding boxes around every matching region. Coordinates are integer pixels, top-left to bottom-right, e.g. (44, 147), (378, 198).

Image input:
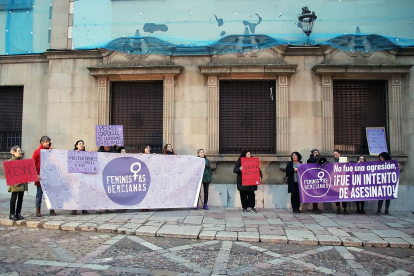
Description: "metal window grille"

(110, 81), (163, 153)
(219, 80), (276, 154)
(0, 86), (23, 152)
(333, 80), (387, 154)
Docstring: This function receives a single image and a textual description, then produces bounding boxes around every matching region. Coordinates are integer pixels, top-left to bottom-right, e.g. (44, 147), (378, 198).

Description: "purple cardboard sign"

(68, 151), (99, 174)
(298, 160), (399, 203)
(96, 125), (124, 146)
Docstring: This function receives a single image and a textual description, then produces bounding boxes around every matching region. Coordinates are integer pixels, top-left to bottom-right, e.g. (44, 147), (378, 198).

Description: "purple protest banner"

(96, 125), (124, 146)
(40, 150), (205, 210)
(298, 160), (399, 203)
(68, 151), (99, 174)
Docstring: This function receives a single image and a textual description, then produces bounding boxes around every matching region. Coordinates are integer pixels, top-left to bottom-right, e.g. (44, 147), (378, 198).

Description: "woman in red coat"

(32, 136), (57, 217)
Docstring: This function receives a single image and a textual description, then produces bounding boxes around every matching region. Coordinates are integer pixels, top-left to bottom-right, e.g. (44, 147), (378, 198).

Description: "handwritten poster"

(366, 127), (388, 155)
(96, 125), (124, 146)
(241, 157), (261, 186)
(3, 159), (38, 185)
(67, 151), (99, 173)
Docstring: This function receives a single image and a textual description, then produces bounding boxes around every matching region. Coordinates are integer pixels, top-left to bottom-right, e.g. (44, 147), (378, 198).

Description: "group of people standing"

(7, 136), (214, 220)
(286, 148), (396, 215)
(7, 136), (403, 220)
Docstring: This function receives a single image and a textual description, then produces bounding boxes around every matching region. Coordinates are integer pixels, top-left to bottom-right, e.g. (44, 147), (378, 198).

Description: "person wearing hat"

(306, 149), (322, 214)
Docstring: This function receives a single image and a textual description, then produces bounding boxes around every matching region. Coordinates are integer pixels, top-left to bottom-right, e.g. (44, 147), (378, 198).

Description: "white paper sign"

(366, 127), (388, 155)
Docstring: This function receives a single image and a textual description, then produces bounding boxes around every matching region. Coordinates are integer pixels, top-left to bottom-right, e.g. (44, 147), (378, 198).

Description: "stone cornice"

(199, 64), (297, 77)
(312, 64), (413, 75)
(46, 49), (102, 60)
(87, 65), (183, 77)
(0, 54), (48, 64)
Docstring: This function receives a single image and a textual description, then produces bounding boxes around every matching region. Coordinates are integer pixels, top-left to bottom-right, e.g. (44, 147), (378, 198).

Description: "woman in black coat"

(286, 151), (303, 213)
(233, 150), (262, 213)
(377, 152), (393, 215)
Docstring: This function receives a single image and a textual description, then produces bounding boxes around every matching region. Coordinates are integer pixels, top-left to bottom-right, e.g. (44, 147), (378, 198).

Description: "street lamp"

(297, 6), (317, 45)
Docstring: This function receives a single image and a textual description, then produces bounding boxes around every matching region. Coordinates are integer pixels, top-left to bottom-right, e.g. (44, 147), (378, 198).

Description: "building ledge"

(199, 64), (297, 77)
(206, 153), (408, 171)
(0, 53), (48, 64)
(312, 64), (413, 75)
(46, 49), (102, 59)
(87, 65), (183, 78)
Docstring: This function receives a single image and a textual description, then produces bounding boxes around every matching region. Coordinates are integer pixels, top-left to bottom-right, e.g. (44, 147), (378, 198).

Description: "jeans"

(10, 192), (24, 215)
(35, 185), (43, 207)
(378, 200), (390, 210)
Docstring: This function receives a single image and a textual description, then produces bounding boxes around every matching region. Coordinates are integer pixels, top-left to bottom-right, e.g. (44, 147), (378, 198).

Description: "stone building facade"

(0, 1), (413, 211)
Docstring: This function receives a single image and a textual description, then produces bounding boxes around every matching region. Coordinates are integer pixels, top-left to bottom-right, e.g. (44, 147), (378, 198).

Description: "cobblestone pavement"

(1, 226), (414, 275)
(1, 195), (413, 249)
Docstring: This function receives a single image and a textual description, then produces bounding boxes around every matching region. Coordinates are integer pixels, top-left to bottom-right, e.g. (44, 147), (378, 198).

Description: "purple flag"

(68, 151), (99, 174)
(298, 160), (399, 203)
(96, 125), (124, 146)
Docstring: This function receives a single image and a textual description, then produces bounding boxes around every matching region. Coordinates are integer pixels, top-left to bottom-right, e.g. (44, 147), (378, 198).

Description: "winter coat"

(286, 160), (303, 193)
(32, 143), (51, 186)
(7, 156), (28, 193)
(198, 156), (212, 183)
(307, 155), (318, 164)
(233, 159), (263, 192)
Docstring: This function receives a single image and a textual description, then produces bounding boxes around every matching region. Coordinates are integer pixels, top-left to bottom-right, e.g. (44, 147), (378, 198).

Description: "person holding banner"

(7, 146), (28, 221)
(70, 140), (90, 216)
(286, 152), (303, 213)
(162, 144), (175, 155)
(355, 155), (366, 214)
(234, 150), (262, 213)
(333, 149), (348, 215)
(196, 149), (212, 210)
(377, 152), (393, 215)
(32, 136), (57, 217)
(306, 149), (322, 214)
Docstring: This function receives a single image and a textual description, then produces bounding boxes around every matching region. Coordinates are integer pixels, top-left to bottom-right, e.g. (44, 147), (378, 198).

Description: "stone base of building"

(1, 179), (413, 211)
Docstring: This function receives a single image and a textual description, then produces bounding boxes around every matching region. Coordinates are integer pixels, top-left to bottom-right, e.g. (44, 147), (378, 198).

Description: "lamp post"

(297, 6), (317, 45)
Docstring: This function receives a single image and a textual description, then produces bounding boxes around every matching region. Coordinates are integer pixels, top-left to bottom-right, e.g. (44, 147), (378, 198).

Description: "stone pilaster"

(163, 77), (175, 146)
(208, 76), (219, 153)
(321, 75), (334, 154)
(276, 76), (289, 153)
(97, 78), (109, 125)
(389, 76), (403, 153)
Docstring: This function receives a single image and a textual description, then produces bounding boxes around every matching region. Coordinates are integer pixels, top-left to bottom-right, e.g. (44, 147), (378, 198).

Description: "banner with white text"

(298, 160), (399, 203)
(40, 150), (205, 210)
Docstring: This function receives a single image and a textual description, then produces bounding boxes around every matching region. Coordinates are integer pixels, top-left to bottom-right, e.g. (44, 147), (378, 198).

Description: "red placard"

(3, 159), (37, 186)
(241, 157), (261, 186)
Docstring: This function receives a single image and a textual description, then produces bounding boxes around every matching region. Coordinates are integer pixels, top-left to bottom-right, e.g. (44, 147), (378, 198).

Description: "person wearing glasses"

(355, 155), (366, 214)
